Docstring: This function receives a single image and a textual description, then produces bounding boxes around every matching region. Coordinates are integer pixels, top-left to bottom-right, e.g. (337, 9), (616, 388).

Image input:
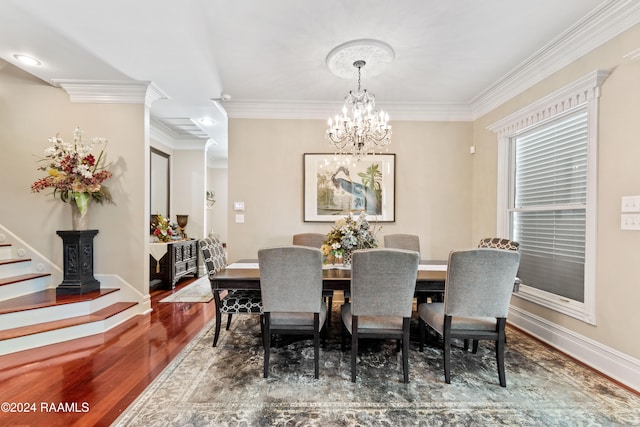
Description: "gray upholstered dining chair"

(199, 237), (263, 347)
(464, 237), (521, 351)
(384, 233), (436, 305)
(292, 233), (335, 323)
(418, 248), (520, 387)
(258, 245), (327, 379)
(341, 248), (420, 383)
(384, 233), (421, 255)
(292, 233), (325, 249)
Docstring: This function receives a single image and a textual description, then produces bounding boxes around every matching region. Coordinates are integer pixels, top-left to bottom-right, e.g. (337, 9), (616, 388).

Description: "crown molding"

(172, 139), (208, 150)
(51, 79), (168, 105)
(223, 100), (473, 121)
(471, 0), (640, 120)
(150, 118), (178, 150)
(149, 117), (205, 150)
(624, 47), (640, 61)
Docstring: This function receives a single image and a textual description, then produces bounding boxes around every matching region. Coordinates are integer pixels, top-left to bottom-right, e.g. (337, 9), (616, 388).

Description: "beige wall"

(173, 149), (207, 240)
(227, 118), (474, 261)
(472, 24), (640, 358)
(207, 167), (229, 242)
(0, 60), (149, 294)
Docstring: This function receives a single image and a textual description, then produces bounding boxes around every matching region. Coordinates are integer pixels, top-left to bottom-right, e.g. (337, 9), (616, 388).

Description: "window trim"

(488, 69), (609, 325)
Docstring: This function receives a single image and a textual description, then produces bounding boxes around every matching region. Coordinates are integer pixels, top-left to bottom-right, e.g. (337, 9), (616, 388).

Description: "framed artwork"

(303, 153), (395, 222)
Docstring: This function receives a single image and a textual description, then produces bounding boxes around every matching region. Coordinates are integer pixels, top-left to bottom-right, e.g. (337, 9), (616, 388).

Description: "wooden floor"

(0, 278), (214, 427)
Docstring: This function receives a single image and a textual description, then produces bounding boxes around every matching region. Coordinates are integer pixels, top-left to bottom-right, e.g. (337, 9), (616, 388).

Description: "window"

(489, 70), (609, 325)
(511, 109), (587, 302)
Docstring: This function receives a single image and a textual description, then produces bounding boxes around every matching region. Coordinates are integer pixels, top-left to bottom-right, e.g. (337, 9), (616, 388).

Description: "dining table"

(211, 259), (449, 296)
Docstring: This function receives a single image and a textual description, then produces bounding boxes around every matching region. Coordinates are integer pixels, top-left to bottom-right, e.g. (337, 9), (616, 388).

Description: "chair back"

(384, 234), (420, 255)
(478, 237), (519, 251)
(199, 236), (227, 277)
(292, 233), (325, 248)
(258, 246), (323, 313)
(445, 248), (520, 318)
(350, 249), (420, 318)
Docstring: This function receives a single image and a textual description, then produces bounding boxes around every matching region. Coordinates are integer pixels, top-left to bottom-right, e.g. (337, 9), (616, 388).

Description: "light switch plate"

(621, 196), (640, 212)
(621, 214), (640, 230)
(235, 214), (245, 223)
(233, 201), (245, 211)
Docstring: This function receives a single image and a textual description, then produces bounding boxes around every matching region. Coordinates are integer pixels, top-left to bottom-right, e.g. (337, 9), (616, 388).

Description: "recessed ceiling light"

(200, 118), (216, 126)
(13, 54), (42, 66)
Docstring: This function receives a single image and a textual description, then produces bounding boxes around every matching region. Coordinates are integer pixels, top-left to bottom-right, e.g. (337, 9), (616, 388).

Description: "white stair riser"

(0, 277), (51, 301)
(0, 290), (120, 330)
(0, 246), (11, 260)
(0, 305), (139, 356)
(0, 261), (33, 278)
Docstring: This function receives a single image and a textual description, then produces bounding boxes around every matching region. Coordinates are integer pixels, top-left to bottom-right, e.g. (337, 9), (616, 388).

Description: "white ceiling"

(1, 0), (638, 165)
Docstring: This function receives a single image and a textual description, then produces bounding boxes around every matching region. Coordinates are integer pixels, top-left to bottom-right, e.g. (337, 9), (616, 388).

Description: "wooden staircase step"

(0, 273), (51, 287)
(0, 302), (138, 340)
(0, 288), (119, 315)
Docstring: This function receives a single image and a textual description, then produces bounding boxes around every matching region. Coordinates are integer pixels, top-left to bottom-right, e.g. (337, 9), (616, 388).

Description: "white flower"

(75, 164), (93, 179)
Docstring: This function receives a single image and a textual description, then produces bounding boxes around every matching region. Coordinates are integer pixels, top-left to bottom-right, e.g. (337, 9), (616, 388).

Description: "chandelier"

(327, 60), (391, 159)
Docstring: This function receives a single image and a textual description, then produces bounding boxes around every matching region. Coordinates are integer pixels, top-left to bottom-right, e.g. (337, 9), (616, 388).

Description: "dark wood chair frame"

(419, 315), (508, 387)
(342, 316), (412, 383)
(263, 312), (322, 379)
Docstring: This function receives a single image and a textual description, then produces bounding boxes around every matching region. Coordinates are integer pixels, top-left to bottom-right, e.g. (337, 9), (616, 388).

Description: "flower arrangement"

(30, 127), (113, 217)
(152, 214), (179, 242)
(322, 212), (378, 262)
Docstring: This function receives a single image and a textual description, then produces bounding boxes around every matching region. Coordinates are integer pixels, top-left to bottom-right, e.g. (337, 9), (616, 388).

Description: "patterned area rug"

(159, 277), (213, 303)
(113, 309), (640, 426)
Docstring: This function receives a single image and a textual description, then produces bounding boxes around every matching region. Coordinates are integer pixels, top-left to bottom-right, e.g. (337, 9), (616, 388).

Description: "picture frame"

(303, 153), (396, 222)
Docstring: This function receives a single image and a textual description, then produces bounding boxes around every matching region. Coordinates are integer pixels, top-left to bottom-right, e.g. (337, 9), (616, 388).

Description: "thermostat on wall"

(233, 201), (245, 211)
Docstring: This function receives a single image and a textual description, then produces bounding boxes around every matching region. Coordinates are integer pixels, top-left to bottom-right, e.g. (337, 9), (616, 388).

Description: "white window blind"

(510, 109), (588, 302)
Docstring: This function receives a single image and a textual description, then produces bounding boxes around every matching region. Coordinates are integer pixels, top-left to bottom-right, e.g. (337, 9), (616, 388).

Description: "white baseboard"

(95, 273), (152, 314)
(508, 305), (640, 393)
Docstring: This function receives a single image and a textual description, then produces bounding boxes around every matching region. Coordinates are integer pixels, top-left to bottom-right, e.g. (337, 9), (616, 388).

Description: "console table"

(149, 239), (199, 289)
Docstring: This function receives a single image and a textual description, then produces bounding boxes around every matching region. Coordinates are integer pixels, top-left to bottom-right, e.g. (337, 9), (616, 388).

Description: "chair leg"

(213, 309), (222, 347)
(341, 320), (347, 352)
(402, 317), (410, 383)
(351, 316), (358, 382)
(472, 340), (479, 354)
(463, 339), (469, 351)
(419, 317), (425, 352)
(497, 318), (507, 387)
(226, 313), (233, 330)
(443, 316), (452, 384)
(326, 295), (333, 325)
(314, 313), (320, 379)
(263, 313), (271, 378)
(212, 291), (223, 347)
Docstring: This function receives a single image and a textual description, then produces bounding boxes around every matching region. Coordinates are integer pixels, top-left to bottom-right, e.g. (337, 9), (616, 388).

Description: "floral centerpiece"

(152, 214), (179, 242)
(31, 127), (113, 229)
(322, 212), (379, 265)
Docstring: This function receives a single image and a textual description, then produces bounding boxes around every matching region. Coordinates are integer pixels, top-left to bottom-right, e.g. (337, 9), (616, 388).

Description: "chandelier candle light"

(327, 60), (392, 159)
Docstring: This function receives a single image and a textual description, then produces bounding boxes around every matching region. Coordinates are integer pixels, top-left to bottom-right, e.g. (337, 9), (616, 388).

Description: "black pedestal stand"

(56, 230), (100, 295)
